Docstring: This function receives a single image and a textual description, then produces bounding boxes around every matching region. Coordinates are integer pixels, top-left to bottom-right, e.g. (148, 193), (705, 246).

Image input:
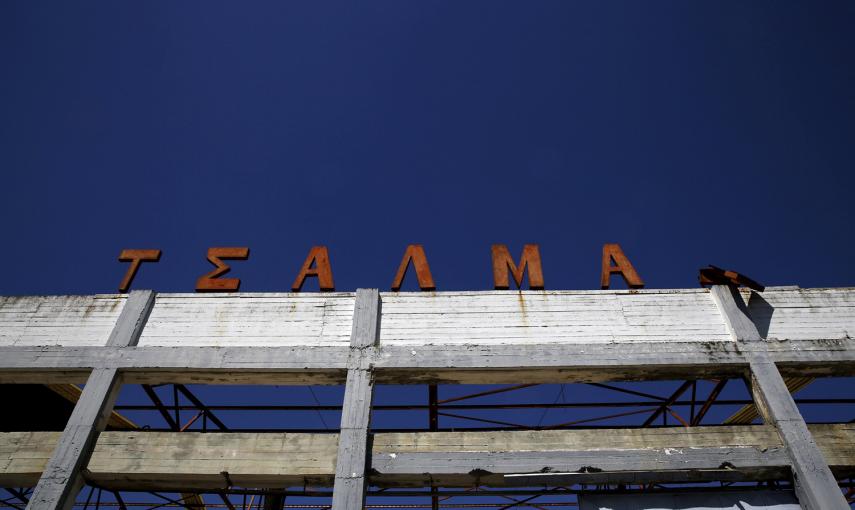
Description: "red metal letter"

(698, 265), (765, 292)
(600, 243), (644, 289)
(491, 244), (544, 290)
(195, 247), (250, 292)
(291, 246), (335, 292)
(118, 249), (161, 293)
(391, 244), (436, 291)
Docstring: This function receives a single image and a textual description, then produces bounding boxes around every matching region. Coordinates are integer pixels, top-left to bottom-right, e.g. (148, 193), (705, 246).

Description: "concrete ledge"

(1, 425), (853, 490)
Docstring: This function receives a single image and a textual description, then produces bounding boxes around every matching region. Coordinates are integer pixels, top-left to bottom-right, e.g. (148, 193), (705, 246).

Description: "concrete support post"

(710, 284), (847, 510)
(332, 289), (381, 510)
(27, 290), (155, 510)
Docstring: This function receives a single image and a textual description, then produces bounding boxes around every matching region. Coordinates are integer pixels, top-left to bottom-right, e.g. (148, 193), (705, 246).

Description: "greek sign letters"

(291, 246), (335, 292)
(600, 243), (644, 289)
(117, 249), (161, 293)
(391, 244), (435, 291)
(492, 244), (544, 290)
(196, 247), (250, 292)
(117, 243), (646, 293)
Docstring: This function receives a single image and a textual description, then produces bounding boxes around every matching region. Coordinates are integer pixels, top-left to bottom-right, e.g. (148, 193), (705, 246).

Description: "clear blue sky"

(2, 1), (855, 508)
(2, 1), (855, 295)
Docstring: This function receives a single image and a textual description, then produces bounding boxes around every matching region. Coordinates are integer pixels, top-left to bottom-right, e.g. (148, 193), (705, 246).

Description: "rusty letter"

(292, 246), (335, 292)
(391, 244), (436, 291)
(698, 265), (765, 292)
(118, 249), (161, 293)
(195, 247), (250, 292)
(491, 244), (544, 290)
(600, 243), (644, 289)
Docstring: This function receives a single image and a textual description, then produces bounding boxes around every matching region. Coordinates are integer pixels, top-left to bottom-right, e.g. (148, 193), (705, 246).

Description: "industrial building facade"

(0, 286), (853, 509)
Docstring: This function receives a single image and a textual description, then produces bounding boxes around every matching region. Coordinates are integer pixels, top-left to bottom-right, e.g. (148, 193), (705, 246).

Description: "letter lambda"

(391, 244), (436, 291)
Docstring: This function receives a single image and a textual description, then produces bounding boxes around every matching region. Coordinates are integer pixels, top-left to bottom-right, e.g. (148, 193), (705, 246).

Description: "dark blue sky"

(2, 1), (854, 295)
(2, 3), (855, 507)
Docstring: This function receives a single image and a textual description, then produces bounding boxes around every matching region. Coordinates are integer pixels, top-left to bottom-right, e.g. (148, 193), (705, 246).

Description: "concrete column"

(331, 289), (381, 510)
(27, 290), (155, 510)
(710, 284), (847, 510)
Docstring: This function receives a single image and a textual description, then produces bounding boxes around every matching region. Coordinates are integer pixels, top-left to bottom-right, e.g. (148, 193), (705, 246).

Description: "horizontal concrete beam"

(374, 342), (751, 384)
(1, 288), (854, 384)
(2, 425), (853, 490)
(0, 346), (350, 384)
(1, 336), (853, 384)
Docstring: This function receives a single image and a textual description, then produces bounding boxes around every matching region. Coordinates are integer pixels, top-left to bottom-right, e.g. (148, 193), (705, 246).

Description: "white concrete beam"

(332, 289), (381, 510)
(26, 290), (155, 510)
(711, 284), (848, 510)
(4, 425), (854, 490)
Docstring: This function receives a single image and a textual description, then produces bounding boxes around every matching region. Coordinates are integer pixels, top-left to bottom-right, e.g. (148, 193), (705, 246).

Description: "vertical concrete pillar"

(710, 284), (847, 510)
(27, 290), (155, 510)
(331, 289), (381, 510)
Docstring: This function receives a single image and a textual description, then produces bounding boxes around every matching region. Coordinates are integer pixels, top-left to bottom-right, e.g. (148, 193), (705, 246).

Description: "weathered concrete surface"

(2, 425), (854, 490)
(711, 284), (849, 510)
(332, 289), (381, 510)
(25, 291), (154, 510)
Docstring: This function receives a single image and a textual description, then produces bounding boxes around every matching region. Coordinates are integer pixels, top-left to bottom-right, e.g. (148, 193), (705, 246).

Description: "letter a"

(492, 244), (544, 290)
(391, 244), (436, 291)
(292, 246), (335, 292)
(600, 243), (644, 289)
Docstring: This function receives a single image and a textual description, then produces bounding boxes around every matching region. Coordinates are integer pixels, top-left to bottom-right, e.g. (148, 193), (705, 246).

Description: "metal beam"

(26, 290), (155, 510)
(710, 284), (848, 510)
(175, 384), (228, 430)
(261, 493), (284, 510)
(141, 384), (179, 430)
(691, 379), (728, 426)
(332, 289), (381, 510)
(428, 384), (439, 510)
(642, 380), (693, 427)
